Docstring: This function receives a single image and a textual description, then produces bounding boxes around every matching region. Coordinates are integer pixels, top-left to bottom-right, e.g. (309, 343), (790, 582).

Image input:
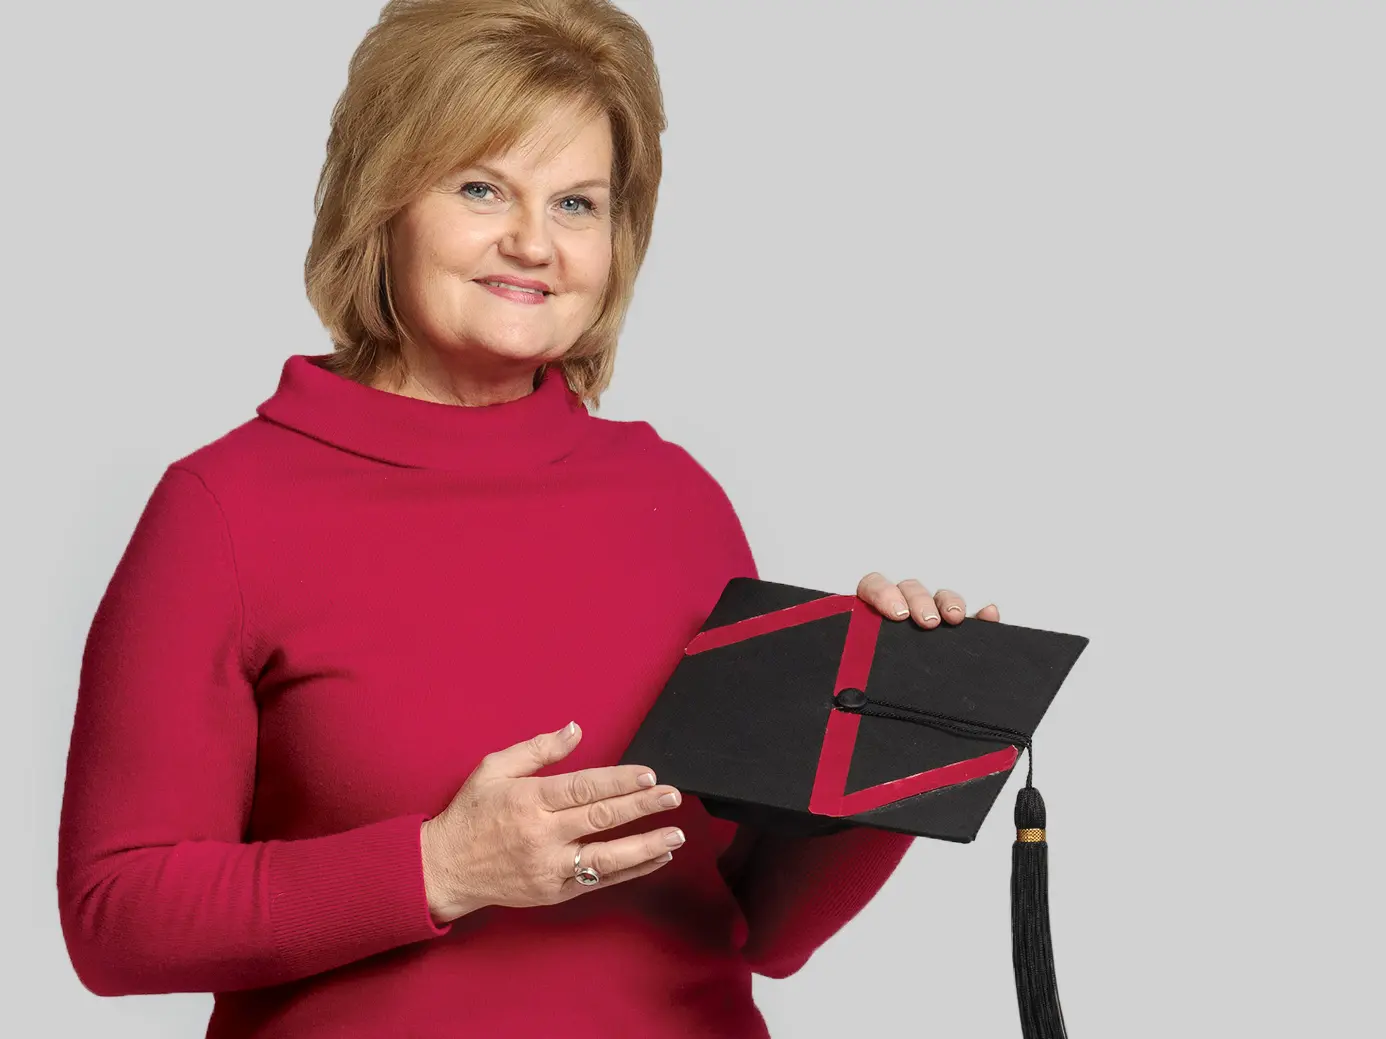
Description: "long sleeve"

(691, 463), (917, 979)
(733, 827), (914, 978)
(56, 466), (447, 997)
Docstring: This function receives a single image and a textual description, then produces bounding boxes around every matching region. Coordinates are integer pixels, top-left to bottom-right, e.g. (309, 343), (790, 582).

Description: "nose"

(499, 203), (555, 267)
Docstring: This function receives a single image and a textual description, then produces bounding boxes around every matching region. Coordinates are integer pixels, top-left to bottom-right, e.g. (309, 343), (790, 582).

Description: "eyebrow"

(469, 163), (610, 195)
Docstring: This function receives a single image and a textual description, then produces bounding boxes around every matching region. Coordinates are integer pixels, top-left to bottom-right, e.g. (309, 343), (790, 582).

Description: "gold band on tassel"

(1016, 828), (1047, 843)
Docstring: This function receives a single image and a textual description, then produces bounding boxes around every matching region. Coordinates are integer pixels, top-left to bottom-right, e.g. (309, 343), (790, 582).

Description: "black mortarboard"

(621, 577), (1089, 1038)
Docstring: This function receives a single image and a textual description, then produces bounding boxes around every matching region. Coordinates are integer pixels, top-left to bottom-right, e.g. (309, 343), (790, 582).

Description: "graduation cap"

(621, 577), (1089, 1038)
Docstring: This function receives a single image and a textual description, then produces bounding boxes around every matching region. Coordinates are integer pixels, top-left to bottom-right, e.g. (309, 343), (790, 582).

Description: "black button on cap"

(835, 688), (867, 710)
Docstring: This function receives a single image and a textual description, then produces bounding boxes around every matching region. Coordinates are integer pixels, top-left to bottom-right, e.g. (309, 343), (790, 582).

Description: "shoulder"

(584, 413), (735, 508)
(108, 420), (283, 566)
(158, 418), (287, 501)
(142, 351), (322, 495)
(584, 413), (754, 572)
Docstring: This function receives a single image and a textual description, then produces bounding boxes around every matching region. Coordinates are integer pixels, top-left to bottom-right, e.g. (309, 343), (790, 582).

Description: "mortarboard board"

(621, 577), (1089, 1038)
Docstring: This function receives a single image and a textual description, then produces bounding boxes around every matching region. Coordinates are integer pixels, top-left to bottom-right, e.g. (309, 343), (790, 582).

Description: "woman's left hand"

(856, 573), (1000, 627)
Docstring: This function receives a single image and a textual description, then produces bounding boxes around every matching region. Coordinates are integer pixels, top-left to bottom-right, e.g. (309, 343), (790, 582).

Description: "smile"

(475, 278), (552, 306)
(479, 280), (549, 296)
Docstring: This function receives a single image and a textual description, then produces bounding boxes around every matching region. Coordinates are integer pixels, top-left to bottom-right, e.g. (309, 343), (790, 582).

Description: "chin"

(470, 340), (562, 367)
(457, 325), (568, 366)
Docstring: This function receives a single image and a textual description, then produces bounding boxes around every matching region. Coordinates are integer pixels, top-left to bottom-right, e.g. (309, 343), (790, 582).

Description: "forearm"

(734, 827), (914, 978)
(59, 814), (447, 996)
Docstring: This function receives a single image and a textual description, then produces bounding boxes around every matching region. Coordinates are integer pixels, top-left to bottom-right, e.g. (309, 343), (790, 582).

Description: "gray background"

(3, 1), (1380, 1035)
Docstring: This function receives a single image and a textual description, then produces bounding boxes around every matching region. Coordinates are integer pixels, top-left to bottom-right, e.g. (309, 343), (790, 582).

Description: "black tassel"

(1012, 782), (1066, 1039)
(840, 690), (1070, 1033)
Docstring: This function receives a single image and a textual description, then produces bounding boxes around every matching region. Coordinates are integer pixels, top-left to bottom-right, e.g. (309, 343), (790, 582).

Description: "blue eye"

(559, 196), (595, 215)
(460, 182), (495, 200)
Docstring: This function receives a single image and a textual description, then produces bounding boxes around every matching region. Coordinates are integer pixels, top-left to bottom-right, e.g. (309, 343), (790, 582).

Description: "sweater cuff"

(740, 827), (915, 978)
(800, 828), (915, 924)
(269, 813), (449, 976)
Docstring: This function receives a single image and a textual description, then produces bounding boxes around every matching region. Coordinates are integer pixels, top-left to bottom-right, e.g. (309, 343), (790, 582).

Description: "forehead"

(477, 105), (613, 184)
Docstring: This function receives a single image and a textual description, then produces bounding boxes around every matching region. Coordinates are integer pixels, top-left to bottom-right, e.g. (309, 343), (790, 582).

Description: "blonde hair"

(305, 0), (665, 405)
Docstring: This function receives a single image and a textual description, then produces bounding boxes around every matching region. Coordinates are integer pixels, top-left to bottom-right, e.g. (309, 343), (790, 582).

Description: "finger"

(933, 588), (967, 625)
(857, 571), (910, 621)
(973, 602), (1001, 622)
(896, 578), (942, 629)
(533, 764), (661, 812)
(477, 721), (581, 780)
(554, 785), (682, 842)
(560, 850), (674, 900)
(565, 825), (686, 882)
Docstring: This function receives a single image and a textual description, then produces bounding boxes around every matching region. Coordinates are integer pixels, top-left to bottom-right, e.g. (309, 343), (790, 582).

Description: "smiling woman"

(56, 2), (991, 1037)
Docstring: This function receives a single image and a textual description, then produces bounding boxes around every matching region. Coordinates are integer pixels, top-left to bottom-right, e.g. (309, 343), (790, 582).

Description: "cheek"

(430, 223), (491, 276)
(568, 234), (614, 294)
(407, 232), (488, 315)
(393, 248), (448, 305)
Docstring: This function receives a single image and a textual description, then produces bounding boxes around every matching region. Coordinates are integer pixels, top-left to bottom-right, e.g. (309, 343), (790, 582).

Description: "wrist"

(420, 816), (477, 925)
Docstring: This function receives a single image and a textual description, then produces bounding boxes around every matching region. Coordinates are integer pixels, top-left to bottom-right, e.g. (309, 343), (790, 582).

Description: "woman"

(57, 1), (1000, 1035)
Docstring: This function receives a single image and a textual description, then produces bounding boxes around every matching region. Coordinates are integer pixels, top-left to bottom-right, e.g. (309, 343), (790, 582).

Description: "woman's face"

(387, 105), (615, 373)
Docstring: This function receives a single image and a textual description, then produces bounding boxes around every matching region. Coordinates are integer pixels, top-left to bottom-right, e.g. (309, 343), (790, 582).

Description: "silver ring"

(573, 847), (601, 886)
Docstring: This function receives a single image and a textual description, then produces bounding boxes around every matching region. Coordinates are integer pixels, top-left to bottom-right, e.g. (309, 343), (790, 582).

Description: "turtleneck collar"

(256, 354), (592, 472)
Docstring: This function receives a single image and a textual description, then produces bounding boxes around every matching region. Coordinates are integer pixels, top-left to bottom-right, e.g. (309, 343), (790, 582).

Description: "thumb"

(490, 721), (582, 779)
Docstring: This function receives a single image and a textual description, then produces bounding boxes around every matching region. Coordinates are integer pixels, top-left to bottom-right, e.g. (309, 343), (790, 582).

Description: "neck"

(261, 353), (588, 474)
(371, 341), (542, 407)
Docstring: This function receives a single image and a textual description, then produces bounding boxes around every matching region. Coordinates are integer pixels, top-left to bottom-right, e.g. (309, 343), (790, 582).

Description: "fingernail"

(561, 721), (578, 738)
(637, 772), (657, 788)
(655, 852), (673, 863)
(946, 605), (962, 615)
(923, 614), (940, 624)
(665, 828), (686, 847)
(892, 603), (910, 617)
(658, 791), (681, 808)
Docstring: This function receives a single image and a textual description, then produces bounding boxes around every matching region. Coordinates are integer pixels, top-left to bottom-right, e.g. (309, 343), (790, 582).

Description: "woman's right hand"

(419, 721), (685, 924)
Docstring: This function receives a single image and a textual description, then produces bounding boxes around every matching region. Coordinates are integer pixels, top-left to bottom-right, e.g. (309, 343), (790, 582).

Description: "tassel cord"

(845, 695), (1036, 786)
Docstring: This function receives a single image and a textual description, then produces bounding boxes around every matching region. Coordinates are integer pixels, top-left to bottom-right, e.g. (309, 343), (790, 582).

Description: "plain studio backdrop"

(2, 1), (1379, 1035)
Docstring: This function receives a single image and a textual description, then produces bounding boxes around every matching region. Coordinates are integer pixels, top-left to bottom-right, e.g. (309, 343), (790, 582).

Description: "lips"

(474, 275), (553, 306)
(476, 276), (551, 295)
(476, 279), (550, 306)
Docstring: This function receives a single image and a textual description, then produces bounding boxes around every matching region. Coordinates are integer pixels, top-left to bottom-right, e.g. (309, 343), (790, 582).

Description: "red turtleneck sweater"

(58, 356), (913, 1038)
